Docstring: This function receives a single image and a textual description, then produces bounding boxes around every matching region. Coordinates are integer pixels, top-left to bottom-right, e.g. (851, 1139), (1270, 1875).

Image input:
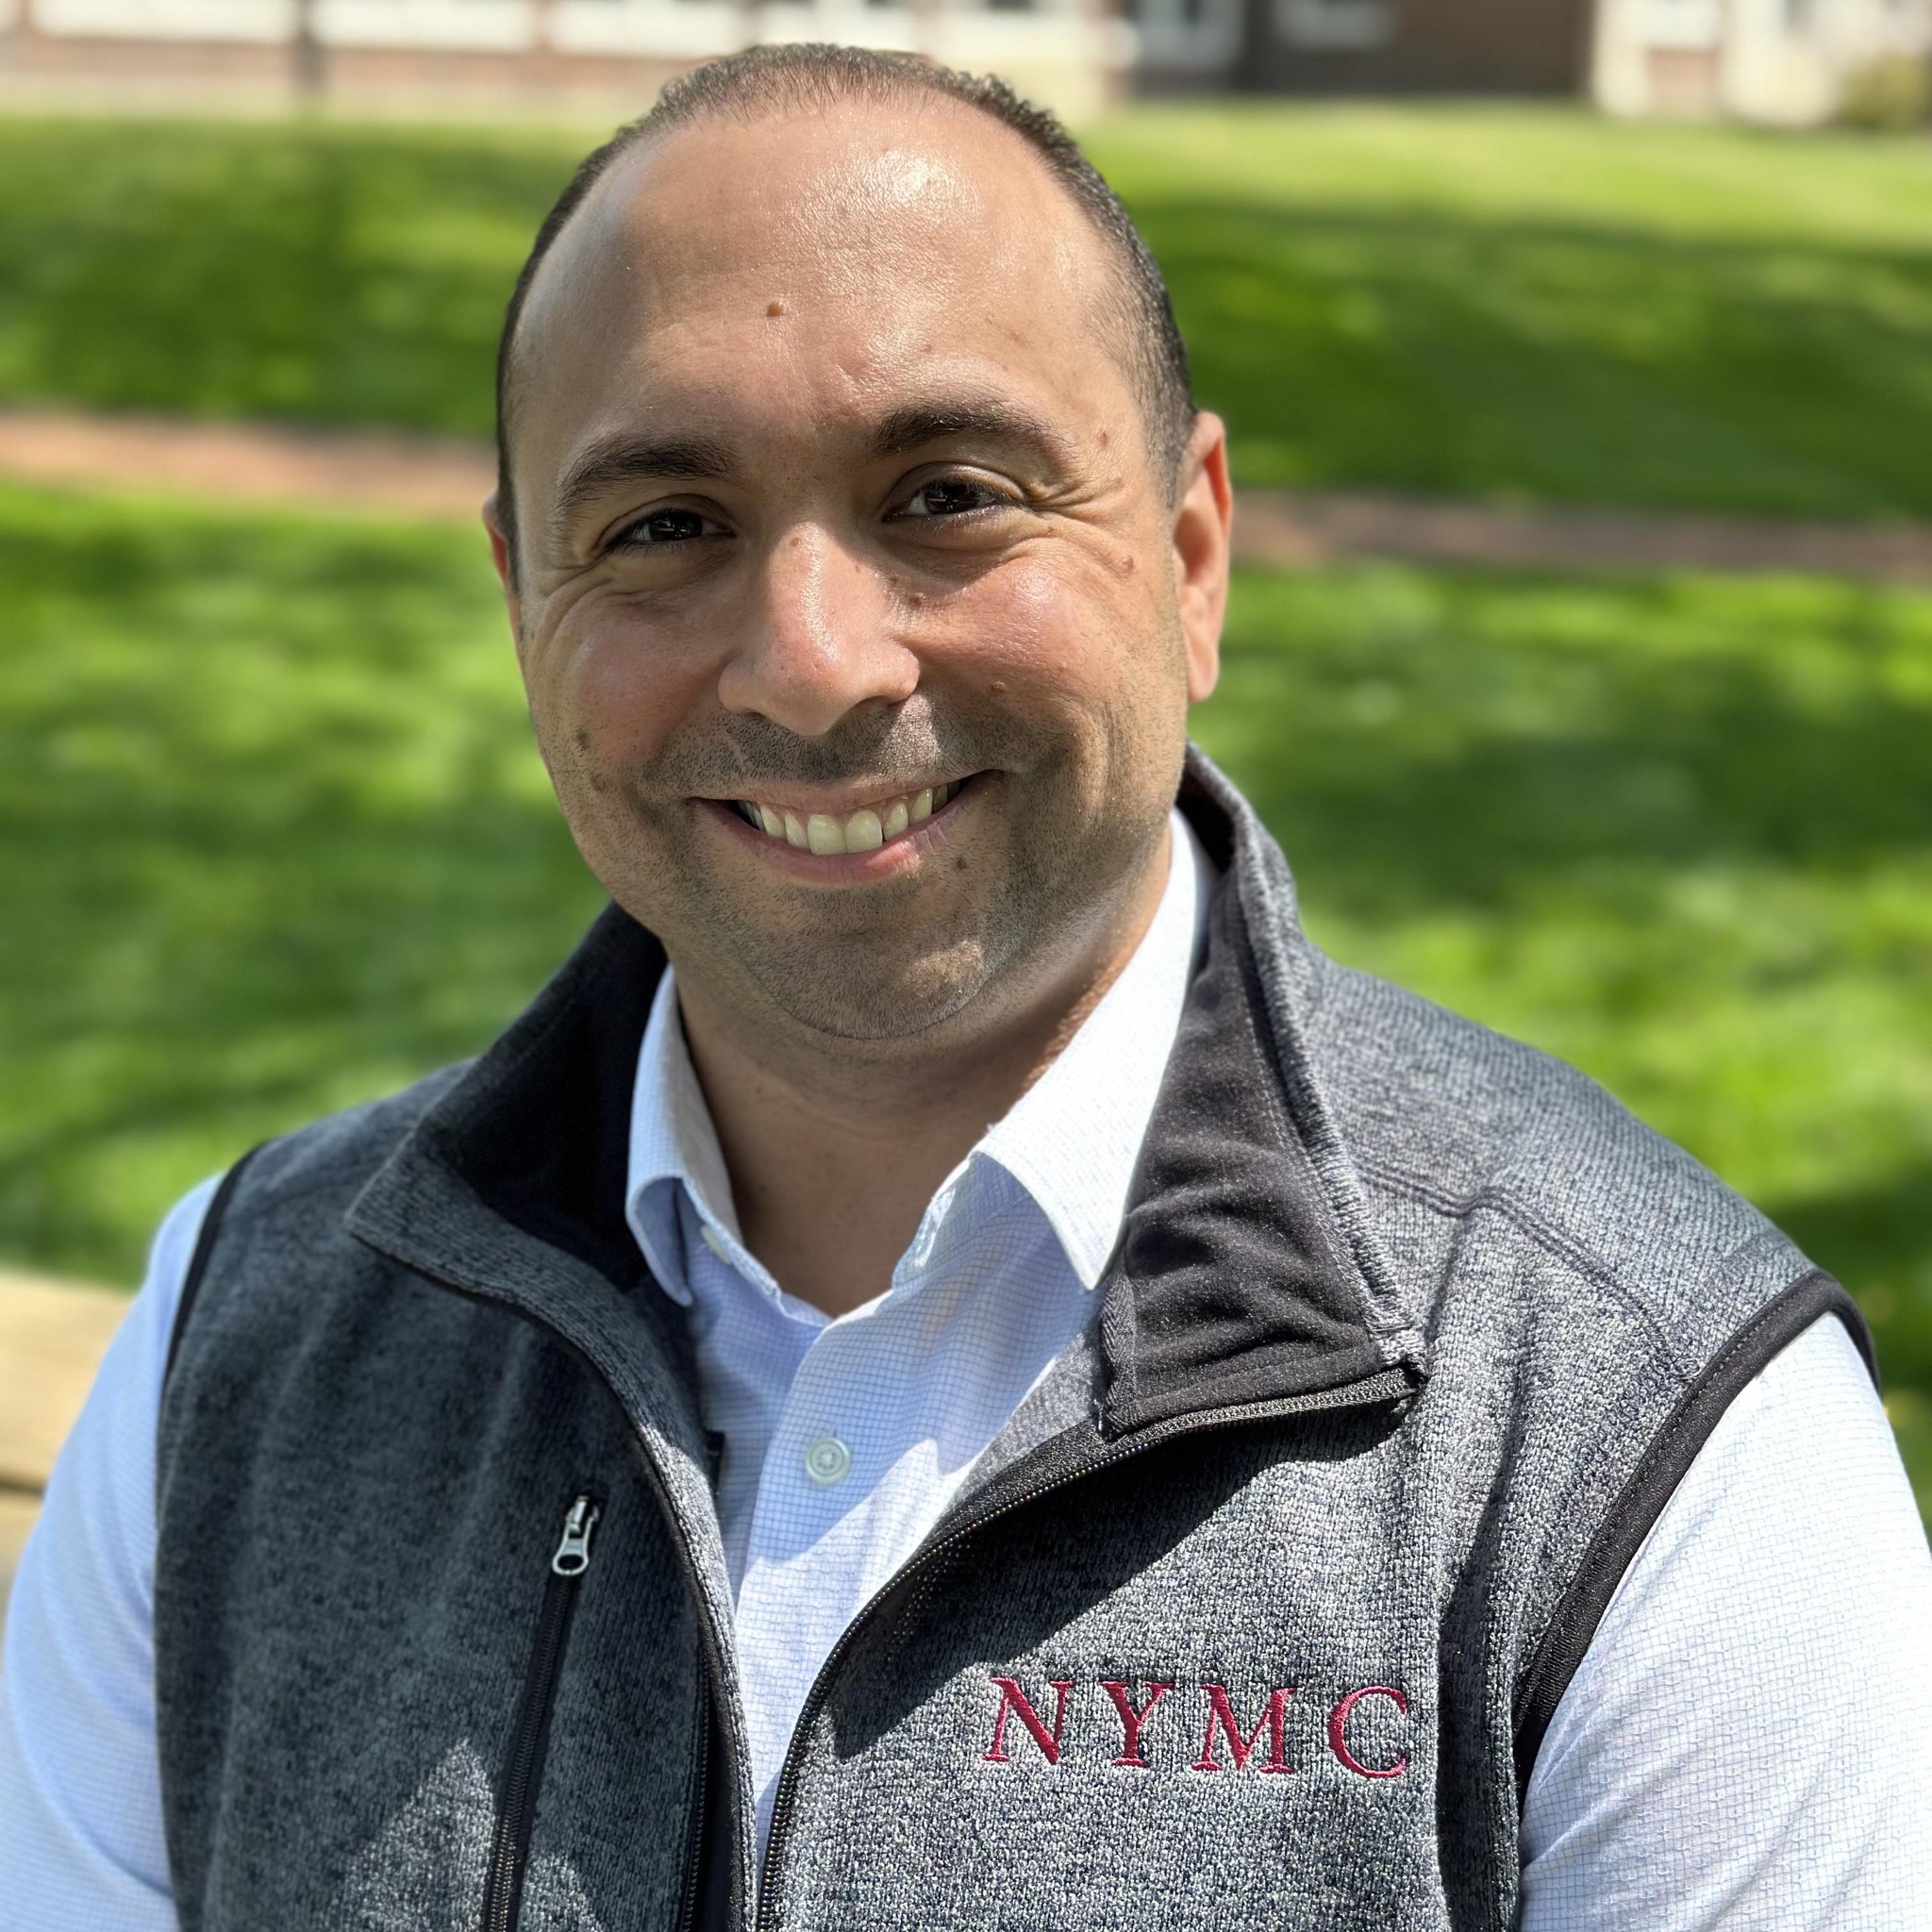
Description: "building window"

(1275, 0), (1393, 48)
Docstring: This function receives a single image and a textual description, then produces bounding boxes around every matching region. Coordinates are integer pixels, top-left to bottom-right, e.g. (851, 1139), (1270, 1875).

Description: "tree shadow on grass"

(1197, 563), (1932, 1416)
(1201, 565), (1932, 923)
(0, 121), (574, 438)
(3, 127), (1930, 521)
(1768, 1164), (1932, 1394)
(1134, 199), (1932, 519)
(0, 488), (604, 1279)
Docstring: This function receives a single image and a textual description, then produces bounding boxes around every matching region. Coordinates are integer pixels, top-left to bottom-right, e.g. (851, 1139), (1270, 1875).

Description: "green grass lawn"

(1102, 108), (1932, 516)
(2, 480), (1926, 1514)
(0, 484), (601, 1270)
(1, 108), (1929, 514)
(0, 103), (1925, 1517)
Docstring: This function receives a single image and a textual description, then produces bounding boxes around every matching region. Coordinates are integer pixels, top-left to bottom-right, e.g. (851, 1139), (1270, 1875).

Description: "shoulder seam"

(162, 1144), (265, 1389)
(1510, 1268), (1874, 1797)
(1355, 1158), (1690, 1373)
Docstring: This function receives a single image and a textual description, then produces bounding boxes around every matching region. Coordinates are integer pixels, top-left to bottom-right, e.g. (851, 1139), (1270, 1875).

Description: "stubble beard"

(605, 700), (1162, 1046)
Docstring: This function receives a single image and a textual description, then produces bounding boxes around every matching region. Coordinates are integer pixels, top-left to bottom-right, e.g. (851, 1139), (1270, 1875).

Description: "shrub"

(1836, 54), (1931, 132)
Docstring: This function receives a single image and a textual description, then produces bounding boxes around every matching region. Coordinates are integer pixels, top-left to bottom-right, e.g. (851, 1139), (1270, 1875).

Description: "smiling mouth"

(729, 781), (960, 857)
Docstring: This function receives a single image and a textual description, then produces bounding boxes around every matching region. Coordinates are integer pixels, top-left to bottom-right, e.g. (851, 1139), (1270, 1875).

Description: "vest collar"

(347, 746), (1426, 1441)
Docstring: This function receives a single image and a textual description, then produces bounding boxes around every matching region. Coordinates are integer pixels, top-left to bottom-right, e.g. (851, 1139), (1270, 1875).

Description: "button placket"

(776, 1326), (865, 1517)
(802, 1436), (852, 1486)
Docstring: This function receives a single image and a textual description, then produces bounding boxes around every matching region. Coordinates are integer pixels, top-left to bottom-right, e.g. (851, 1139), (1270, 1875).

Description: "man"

(2, 43), (1927, 1931)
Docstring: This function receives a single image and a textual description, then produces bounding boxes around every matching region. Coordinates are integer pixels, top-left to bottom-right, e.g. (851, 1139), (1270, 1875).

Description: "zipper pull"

(551, 1494), (600, 1577)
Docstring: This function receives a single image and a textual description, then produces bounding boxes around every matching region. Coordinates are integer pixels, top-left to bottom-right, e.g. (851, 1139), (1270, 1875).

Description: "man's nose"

(716, 525), (918, 739)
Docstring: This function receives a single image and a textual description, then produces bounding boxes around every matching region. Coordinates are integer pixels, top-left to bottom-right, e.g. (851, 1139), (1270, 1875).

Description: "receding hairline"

(493, 47), (1196, 565)
(504, 94), (1136, 435)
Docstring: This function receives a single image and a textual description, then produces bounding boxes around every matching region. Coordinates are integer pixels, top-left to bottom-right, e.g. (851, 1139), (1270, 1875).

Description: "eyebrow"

(550, 434), (735, 539)
(547, 401), (1071, 541)
(866, 401), (1070, 465)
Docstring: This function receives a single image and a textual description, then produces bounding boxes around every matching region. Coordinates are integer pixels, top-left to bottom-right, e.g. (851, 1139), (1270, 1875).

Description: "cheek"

(984, 557), (1190, 824)
(946, 555), (1138, 687)
(958, 553), (1176, 734)
(531, 606), (715, 780)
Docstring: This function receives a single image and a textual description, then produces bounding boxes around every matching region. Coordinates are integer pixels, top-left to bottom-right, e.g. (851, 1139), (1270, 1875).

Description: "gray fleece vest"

(155, 750), (1870, 1932)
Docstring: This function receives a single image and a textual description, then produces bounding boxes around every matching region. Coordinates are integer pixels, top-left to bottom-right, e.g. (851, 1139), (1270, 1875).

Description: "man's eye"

(895, 478), (1008, 520)
(612, 508), (718, 548)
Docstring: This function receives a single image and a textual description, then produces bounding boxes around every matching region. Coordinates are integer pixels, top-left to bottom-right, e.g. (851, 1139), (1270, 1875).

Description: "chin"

(743, 934), (998, 1044)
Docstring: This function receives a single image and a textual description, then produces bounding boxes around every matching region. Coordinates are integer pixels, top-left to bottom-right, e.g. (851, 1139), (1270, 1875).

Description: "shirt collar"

(625, 969), (744, 1308)
(625, 807), (1209, 1305)
(973, 809), (1207, 1288)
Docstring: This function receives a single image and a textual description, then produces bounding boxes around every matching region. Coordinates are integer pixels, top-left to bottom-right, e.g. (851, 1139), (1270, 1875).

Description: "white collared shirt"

(4, 806), (1929, 1925)
(626, 810), (1209, 1831)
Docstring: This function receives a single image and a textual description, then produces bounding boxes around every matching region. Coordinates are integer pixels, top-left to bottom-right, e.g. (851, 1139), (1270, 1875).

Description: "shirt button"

(803, 1436), (852, 1487)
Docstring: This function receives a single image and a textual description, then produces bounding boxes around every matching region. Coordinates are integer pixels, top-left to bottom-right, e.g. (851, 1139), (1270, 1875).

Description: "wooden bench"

(0, 1272), (130, 1638)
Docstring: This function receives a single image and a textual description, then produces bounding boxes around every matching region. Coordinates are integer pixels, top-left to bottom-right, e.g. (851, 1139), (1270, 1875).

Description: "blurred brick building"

(1586, 0), (1929, 119)
(1137, 0), (1929, 118)
(0, 0), (1120, 123)
(0, 0), (1925, 121)
(1140, 0), (1587, 98)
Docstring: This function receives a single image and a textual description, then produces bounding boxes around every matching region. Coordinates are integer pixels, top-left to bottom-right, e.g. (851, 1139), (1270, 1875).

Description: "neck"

(676, 823), (1173, 1317)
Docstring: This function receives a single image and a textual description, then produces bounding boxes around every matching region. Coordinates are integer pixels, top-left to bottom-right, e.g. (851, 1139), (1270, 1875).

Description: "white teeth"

(742, 782), (964, 855)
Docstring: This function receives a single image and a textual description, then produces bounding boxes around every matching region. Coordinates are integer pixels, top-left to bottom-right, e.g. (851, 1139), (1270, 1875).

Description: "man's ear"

(482, 492), (523, 641)
(1172, 412), (1231, 705)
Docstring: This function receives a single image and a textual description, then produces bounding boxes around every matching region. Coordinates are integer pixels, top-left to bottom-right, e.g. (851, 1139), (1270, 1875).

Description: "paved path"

(6, 407), (1932, 583)
(1234, 490), (1932, 585)
(0, 407), (498, 521)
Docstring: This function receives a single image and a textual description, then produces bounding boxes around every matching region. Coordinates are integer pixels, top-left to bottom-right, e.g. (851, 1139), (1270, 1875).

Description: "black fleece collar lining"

(1096, 782), (1392, 1435)
(429, 902), (668, 1297)
(391, 768), (1393, 1429)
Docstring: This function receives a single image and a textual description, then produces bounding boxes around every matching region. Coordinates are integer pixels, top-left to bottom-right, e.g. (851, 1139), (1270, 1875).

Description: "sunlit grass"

(1, 109), (1928, 514)
(2, 482), (1926, 1531)
(1196, 565), (1932, 1410)
(0, 483), (598, 1274)
(0, 102), (1924, 1521)
(1091, 108), (1932, 515)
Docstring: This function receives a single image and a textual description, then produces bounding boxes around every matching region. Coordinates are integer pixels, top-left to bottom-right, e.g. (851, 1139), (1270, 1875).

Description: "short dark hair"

(492, 43), (1194, 567)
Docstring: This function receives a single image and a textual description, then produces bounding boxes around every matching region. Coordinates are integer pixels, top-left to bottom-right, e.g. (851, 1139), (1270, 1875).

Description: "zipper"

(752, 1366), (1415, 1929)
(480, 1492), (602, 1932)
(675, 1660), (711, 1932)
(397, 1267), (753, 1931)
(399, 1263), (1411, 1932)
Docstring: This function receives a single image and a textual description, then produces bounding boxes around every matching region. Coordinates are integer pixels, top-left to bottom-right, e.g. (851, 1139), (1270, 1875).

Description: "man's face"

(493, 99), (1227, 1044)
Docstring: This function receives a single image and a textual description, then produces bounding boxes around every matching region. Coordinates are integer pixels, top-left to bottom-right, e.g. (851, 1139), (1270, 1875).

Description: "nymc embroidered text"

(982, 1677), (1409, 1778)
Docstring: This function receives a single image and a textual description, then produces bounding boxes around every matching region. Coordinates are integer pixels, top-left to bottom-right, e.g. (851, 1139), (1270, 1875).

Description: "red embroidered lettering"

(1191, 1684), (1294, 1774)
(983, 1677), (1074, 1765)
(1099, 1680), (1173, 1768)
(1327, 1686), (1409, 1778)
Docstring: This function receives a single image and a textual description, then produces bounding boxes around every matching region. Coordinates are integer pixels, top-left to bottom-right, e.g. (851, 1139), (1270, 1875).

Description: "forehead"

(508, 99), (1127, 482)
